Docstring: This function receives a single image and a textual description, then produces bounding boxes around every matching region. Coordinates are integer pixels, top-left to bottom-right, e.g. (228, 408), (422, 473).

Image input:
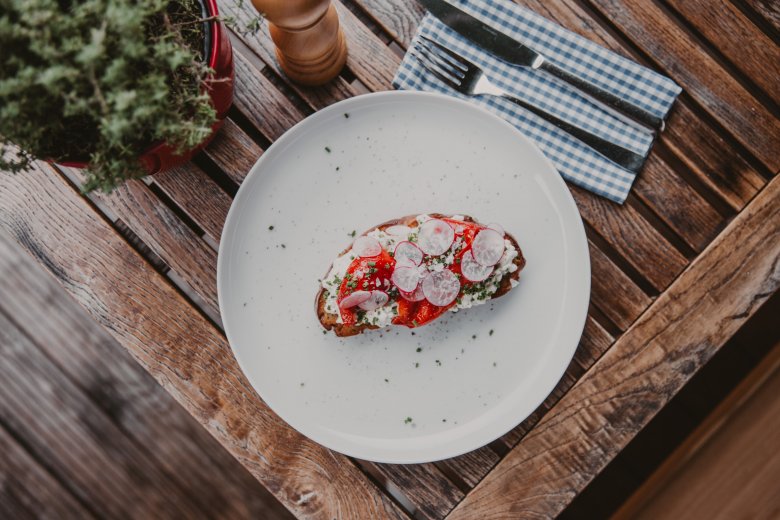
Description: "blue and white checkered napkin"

(393, 0), (682, 203)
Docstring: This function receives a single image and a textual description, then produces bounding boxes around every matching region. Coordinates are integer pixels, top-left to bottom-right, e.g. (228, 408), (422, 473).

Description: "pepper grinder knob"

(250, 0), (347, 86)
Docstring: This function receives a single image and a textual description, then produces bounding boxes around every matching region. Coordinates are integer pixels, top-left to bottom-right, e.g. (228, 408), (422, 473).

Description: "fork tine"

(411, 48), (462, 90)
(415, 39), (465, 80)
(419, 35), (470, 72)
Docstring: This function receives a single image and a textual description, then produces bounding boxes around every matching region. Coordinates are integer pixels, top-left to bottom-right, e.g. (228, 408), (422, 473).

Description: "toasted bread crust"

(317, 214), (525, 337)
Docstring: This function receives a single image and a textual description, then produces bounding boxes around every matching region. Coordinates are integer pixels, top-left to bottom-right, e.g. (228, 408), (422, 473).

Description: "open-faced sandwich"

(317, 214), (526, 337)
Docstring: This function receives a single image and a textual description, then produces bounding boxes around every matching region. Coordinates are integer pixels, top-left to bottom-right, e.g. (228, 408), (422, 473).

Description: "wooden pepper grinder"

(251, 0), (347, 86)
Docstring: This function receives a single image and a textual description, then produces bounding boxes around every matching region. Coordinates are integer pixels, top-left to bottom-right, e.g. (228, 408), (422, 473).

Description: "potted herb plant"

(0, 0), (234, 192)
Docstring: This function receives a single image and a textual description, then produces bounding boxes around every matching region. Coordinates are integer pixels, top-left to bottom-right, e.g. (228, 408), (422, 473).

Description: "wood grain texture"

(447, 175), (780, 520)
(742, 0), (780, 33)
(0, 426), (94, 520)
(152, 162), (232, 243)
(588, 239), (653, 331)
(0, 232), (292, 520)
(233, 49), (307, 141)
(664, 0), (780, 103)
(77, 173), (220, 319)
(570, 186), (687, 290)
(369, 462), (464, 519)
(352, 0), (425, 46)
(435, 446), (500, 489)
(333, 0), (401, 90)
(581, 0), (780, 171)
(0, 162), (407, 520)
(204, 118), (264, 185)
(0, 313), (205, 519)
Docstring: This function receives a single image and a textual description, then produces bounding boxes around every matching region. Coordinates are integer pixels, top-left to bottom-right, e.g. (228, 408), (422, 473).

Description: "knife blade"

(418, 0), (664, 130)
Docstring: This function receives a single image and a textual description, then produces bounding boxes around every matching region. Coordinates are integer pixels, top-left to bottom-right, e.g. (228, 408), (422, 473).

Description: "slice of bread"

(317, 214), (526, 337)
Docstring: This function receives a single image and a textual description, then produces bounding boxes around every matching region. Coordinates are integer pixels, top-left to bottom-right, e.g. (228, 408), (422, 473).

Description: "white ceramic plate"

(218, 91), (589, 463)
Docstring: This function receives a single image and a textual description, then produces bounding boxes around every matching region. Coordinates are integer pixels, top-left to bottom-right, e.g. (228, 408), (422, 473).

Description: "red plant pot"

(59, 0), (234, 174)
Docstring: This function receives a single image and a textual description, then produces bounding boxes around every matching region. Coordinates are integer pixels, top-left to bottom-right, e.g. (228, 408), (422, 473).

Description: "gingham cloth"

(393, 0), (682, 203)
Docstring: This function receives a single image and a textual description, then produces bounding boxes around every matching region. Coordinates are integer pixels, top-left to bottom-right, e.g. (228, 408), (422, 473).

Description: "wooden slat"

(0, 163), (407, 520)
(369, 462), (464, 519)
(447, 175), (780, 519)
(589, 239), (653, 330)
(0, 313), (206, 519)
(0, 426), (94, 519)
(77, 173), (220, 319)
(0, 232), (292, 520)
(204, 118), (264, 185)
(333, 0), (401, 90)
(631, 153), (722, 252)
(581, 0), (780, 172)
(664, 0), (780, 103)
(661, 100), (765, 211)
(233, 50), (307, 141)
(435, 446), (500, 489)
(570, 187), (688, 290)
(741, 0), (780, 34)
(152, 162), (232, 243)
(353, 0), (426, 46)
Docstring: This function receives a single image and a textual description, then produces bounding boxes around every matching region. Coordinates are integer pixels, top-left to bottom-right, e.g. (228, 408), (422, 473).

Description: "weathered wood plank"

(0, 313), (206, 519)
(665, 0), (780, 103)
(581, 0), (780, 171)
(334, 0), (401, 90)
(73, 172), (220, 319)
(435, 446), (500, 489)
(0, 162), (407, 520)
(369, 462), (464, 519)
(589, 240), (653, 331)
(741, 0), (780, 34)
(0, 232), (293, 520)
(631, 153), (723, 252)
(0, 425), (94, 520)
(571, 187), (688, 290)
(353, 0), (426, 46)
(152, 162), (232, 243)
(661, 101), (765, 211)
(233, 49), (306, 141)
(204, 118), (264, 185)
(447, 175), (780, 519)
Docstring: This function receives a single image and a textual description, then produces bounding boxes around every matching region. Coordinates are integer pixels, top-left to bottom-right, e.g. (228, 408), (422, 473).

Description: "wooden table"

(1, 1), (778, 518)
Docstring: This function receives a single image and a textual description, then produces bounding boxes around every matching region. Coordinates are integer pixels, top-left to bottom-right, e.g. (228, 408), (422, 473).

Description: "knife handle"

(537, 59), (665, 132)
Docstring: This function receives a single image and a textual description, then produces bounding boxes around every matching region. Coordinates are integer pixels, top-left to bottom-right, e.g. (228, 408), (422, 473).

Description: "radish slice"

(394, 241), (423, 267)
(487, 222), (505, 236)
(471, 229), (505, 266)
(358, 290), (389, 311)
(422, 270), (461, 306)
(353, 236), (382, 257)
(461, 250), (494, 282)
(339, 290), (371, 309)
(399, 277), (426, 302)
(417, 219), (455, 256)
(386, 225), (412, 236)
(391, 266), (421, 292)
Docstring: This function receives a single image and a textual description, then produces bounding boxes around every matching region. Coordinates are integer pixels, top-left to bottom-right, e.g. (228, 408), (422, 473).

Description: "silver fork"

(413, 36), (648, 173)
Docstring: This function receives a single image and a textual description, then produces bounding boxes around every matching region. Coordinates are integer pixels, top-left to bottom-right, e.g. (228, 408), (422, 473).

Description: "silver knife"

(418, 0), (664, 131)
